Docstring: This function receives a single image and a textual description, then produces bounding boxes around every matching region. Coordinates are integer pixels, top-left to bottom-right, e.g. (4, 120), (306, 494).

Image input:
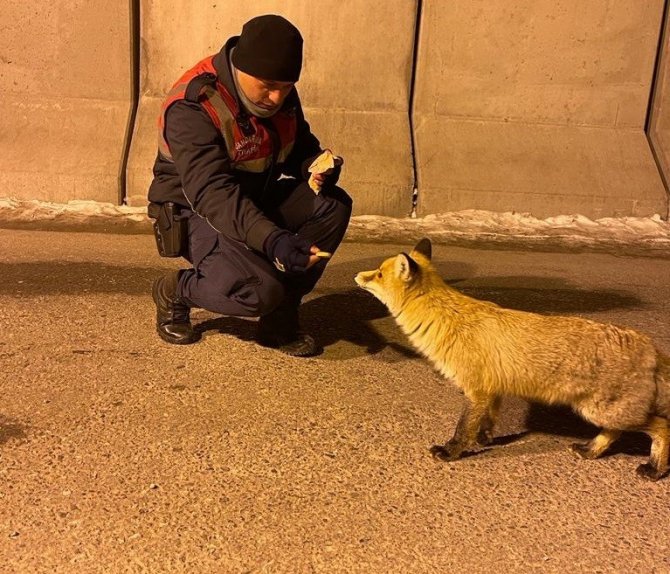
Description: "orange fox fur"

(355, 239), (670, 480)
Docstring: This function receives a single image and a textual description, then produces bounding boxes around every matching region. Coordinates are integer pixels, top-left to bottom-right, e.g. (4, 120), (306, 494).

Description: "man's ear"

(394, 253), (418, 282)
(411, 238), (432, 261)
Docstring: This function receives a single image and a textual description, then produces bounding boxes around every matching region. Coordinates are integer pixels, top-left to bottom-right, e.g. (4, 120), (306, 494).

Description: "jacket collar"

(212, 37), (239, 98)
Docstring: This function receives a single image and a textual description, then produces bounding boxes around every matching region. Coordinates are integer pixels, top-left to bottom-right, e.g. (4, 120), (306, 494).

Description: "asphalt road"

(1, 228), (669, 573)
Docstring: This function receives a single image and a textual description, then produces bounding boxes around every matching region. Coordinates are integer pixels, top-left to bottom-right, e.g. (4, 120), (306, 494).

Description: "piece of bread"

(307, 150), (338, 193)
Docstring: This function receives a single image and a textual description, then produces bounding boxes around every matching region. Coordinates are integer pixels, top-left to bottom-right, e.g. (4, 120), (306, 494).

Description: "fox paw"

(570, 442), (599, 460)
(430, 443), (462, 462)
(635, 463), (667, 482)
(477, 429), (494, 447)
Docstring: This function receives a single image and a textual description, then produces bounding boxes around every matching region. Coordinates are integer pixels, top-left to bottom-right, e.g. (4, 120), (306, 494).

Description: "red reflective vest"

(157, 55), (297, 173)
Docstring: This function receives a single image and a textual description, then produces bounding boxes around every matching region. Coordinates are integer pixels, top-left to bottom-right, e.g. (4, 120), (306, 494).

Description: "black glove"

(264, 230), (312, 273)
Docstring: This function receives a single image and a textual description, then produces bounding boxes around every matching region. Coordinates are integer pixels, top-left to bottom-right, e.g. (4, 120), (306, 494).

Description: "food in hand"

(308, 150), (340, 193)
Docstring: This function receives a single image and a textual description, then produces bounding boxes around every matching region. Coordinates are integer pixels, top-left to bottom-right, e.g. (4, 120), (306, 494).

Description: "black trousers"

(177, 180), (352, 317)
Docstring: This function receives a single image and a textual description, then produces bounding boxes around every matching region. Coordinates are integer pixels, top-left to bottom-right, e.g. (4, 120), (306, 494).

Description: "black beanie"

(232, 15), (303, 82)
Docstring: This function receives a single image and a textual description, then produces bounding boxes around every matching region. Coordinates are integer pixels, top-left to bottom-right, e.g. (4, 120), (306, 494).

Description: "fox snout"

(354, 269), (377, 290)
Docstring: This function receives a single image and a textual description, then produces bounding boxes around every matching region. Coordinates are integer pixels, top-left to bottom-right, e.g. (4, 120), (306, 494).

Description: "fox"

(355, 238), (670, 480)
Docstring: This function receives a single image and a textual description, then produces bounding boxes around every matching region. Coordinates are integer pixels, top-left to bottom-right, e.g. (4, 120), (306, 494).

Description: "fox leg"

(477, 395), (502, 446)
(635, 416), (669, 481)
(571, 429), (622, 460)
(431, 391), (497, 461)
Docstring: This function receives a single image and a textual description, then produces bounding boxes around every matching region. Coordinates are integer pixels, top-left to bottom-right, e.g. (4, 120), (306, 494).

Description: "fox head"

(354, 238), (433, 314)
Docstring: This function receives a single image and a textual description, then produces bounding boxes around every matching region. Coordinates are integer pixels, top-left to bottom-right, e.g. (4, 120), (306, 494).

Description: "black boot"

(257, 302), (319, 357)
(152, 270), (199, 345)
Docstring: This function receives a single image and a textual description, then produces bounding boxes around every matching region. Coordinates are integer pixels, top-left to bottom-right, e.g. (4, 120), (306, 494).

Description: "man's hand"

(306, 151), (344, 193)
(306, 245), (329, 268)
(265, 230), (324, 273)
(311, 155), (343, 188)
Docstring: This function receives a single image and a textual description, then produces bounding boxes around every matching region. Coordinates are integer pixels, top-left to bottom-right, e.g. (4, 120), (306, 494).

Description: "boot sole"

(155, 327), (199, 345)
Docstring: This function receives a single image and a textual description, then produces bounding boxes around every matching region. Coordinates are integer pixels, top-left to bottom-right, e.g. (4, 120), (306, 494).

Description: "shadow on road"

(454, 279), (642, 315)
(0, 415), (27, 445)
(302, 289), (419, 359)
(525, 403), (650, 456)
(0, 262), (170, 296)
(466, 402), (652, 461)
(194, 288), (419, 360)
(1, 259), (643, 318)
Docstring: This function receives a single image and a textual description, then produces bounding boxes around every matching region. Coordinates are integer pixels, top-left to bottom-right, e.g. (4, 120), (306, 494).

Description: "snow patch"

(0, 198), (148, 223)
(349, 210), (670, 243)
(0, 197), (669, 252)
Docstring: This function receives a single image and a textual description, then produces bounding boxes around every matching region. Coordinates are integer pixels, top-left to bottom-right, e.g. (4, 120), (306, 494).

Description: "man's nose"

(268, 90), (283, 105)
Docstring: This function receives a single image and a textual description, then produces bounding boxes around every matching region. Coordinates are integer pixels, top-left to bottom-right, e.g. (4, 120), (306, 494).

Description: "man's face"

(236, 69), (294, 112)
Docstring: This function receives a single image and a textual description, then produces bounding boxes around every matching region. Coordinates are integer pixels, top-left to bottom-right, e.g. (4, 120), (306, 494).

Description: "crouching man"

(147, 14), (352, 356)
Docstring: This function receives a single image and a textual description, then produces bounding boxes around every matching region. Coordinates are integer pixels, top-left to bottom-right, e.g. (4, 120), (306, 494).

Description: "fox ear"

(411, 238), (432, 261)
(394, 253), (418, 282)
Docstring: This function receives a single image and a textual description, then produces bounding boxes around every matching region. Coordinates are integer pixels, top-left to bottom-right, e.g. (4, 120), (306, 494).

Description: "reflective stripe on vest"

(157, 55), (297, 174)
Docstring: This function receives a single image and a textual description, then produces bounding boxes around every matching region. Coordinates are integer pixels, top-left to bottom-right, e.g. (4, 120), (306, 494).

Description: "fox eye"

(377, 271), (383, 278)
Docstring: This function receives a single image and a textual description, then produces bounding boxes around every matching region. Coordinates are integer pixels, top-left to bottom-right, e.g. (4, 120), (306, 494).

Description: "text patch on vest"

(234, 134), (263, 162)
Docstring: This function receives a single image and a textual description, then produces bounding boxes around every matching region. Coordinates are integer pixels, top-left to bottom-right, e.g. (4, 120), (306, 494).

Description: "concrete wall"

(413, 0), (669, 219)
(650, 4), (670, 193)
(125, 0), (417, 216)
(0, 1), (131, 203)
(0, 1), (668, 219)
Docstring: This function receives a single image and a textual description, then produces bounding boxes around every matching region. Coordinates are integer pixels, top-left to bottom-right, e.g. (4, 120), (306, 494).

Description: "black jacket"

(147, 37), (322, 253)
